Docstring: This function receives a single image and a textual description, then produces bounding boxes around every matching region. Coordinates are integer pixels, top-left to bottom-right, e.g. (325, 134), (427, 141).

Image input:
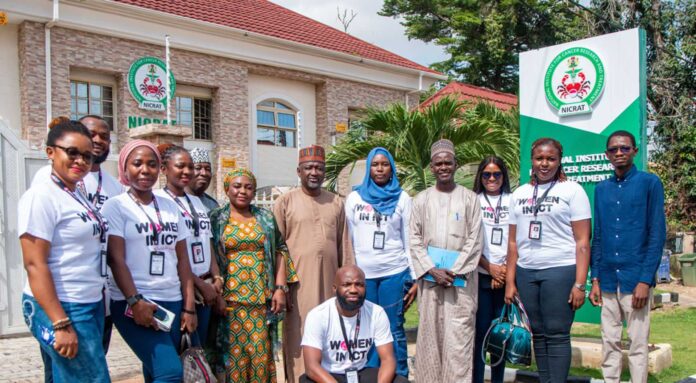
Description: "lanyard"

(164, 187), (200, 237)
(128, 190), (165, 242)
(90, 170), (103, 207)
(50, 173), (107, 242)
(532, 181), (556, 219)
(483, 193), (504, 224)
(375, 211), (382, 230)
(337, 305), (361, 362)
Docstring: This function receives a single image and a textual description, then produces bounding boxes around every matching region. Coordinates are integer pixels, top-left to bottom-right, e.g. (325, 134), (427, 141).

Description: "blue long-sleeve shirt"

(590, 165), (666, 293)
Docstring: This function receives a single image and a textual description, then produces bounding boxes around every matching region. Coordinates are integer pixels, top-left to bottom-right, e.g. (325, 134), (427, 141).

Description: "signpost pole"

(165, 35), (171, 126)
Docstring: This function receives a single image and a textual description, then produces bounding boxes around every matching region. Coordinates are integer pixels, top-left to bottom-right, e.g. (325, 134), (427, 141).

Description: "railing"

(253, 190), (277, 210)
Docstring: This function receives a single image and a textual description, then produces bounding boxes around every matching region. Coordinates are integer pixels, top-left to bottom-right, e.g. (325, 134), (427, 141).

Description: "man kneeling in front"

(300, 265), (408, 383)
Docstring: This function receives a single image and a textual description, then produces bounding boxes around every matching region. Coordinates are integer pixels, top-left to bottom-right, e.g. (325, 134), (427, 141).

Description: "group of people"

(19, 114), (665, 383)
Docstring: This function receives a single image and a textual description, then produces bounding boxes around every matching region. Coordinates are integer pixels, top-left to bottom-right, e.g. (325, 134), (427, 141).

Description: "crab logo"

(128, 57), (176, 111)
(544, 47), (604, 117)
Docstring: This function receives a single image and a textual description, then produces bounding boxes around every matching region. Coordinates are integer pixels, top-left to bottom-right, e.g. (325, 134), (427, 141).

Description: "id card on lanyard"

(529, 182), (555, 240)
(483, 194), (504, 246)
(128, 191), (165, 247)
(373, 211), (385, 250)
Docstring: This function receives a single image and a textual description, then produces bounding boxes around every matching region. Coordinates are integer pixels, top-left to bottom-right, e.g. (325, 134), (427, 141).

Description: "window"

(256, 100), (297, 148)
(176, 96), (212, 140)
(70, 81), (114, 129)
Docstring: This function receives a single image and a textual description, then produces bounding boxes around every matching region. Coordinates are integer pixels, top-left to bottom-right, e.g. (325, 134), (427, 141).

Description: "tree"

(324, 98), (520, 194)
(379, 0), (585, 93)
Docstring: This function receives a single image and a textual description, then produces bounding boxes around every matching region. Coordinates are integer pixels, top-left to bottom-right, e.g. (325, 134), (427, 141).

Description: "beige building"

(0, 0), (443, 335)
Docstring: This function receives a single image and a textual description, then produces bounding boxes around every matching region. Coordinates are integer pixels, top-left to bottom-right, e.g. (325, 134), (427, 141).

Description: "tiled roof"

(113, 0), (440, 74)
(421, 82), (518, 110)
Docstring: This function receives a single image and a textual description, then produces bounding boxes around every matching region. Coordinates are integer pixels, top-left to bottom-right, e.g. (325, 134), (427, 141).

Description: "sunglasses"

(52, 145), (94, 163)
(606, 145), (634, 154)
(482, 171), (503, 180)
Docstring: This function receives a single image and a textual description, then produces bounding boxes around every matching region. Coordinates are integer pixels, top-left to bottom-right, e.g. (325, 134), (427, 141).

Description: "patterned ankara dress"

(210, 203), (297, 383)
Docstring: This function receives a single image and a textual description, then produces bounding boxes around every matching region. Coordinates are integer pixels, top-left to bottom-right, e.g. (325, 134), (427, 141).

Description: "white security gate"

(0, 119), (45, 336)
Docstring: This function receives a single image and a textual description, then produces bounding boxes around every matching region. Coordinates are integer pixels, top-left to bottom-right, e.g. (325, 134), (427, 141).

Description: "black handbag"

(481, 296), (533, 367)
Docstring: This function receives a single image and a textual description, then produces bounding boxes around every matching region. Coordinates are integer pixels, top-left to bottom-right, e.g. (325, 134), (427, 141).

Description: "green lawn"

(404, 304), (696, 382)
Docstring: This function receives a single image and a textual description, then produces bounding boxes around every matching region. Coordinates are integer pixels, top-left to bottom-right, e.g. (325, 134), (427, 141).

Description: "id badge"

(528, 221), (542, 240)
(100, 248), (108, 277)
(373, 231), (385, 250)
(491, 227), (503, 246)
(346, 368), (359, 383)
(150, 251), (165, 275)
(191, 242), (205, 264)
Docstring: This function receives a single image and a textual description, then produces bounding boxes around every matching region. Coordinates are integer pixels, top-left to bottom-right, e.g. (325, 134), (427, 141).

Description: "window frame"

(69, 80), (115, 131)
(256, 100), (298, 148)
(175, 95), (213, 141)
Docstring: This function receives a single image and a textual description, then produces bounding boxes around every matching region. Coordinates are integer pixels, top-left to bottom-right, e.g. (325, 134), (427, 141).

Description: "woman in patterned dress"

(209, 168), (298, 383)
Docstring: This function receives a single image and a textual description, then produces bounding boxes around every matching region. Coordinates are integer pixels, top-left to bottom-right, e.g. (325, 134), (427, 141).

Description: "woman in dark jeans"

(472, 156), (513, 383)
(505, 138), (591, 382)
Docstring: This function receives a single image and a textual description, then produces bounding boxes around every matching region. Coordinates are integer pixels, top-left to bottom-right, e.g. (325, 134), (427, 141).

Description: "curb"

(653, 292), (679, 304)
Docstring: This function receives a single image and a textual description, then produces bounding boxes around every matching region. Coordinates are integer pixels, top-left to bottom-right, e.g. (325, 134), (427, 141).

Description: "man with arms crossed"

(590, 130), (666, 383)
(301, 265), (407, 383)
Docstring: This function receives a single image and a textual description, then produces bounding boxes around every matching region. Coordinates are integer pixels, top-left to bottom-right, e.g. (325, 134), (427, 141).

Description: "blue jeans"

(516, 265), (576, 383)
(111, 299), (183, 383)
(195, 303), (211, 345)
(364, 268), (411, 378)
(22, 294), (110, 383)
(473, 273), (507, 383)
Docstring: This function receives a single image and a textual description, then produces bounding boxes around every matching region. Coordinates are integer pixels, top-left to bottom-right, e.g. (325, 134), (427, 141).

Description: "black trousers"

(299, 368), (409, 383)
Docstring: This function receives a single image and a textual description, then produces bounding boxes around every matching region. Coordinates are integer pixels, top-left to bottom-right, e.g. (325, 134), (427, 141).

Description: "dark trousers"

(516, 265), (576, 383)
(299, 368), (409, 383)
(473, 273), (507, 383)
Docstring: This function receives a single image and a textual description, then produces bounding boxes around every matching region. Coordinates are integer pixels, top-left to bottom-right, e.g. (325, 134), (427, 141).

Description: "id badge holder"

(346, 368), (359, 383)
(528, 221), (542, 240)
(191, 242), (205, 264)
(491, 228), (503, 246)
(373, 231), (386, 250)
(150, 251), (165, 275)
(100, 241), (108, 277)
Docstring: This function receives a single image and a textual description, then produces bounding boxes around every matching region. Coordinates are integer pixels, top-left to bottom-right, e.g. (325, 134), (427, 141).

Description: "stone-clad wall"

(17, 21), (419, 197)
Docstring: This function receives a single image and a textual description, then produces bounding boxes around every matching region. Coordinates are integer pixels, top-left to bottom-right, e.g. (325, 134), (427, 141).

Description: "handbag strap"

(180, 332), (192, 353)
(512, 296), (532, 332)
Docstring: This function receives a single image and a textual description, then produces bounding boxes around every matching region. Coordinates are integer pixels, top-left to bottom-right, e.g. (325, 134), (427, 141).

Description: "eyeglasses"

(606, 145), (634, 154)
(52, 145), (94, 163)
(482, 171), (503, 180)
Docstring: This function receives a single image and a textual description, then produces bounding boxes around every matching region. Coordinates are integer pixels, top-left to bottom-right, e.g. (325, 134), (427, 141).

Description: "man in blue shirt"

(590, 130), (666, 383)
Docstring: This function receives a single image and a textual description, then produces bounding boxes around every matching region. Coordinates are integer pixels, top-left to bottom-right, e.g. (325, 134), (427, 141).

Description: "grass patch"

(404, 302), (696, 382)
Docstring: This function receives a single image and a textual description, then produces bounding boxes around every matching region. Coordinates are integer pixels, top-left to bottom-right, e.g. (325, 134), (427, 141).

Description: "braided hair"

(530, 137), (567, 185)
(157, 144), (190, 167)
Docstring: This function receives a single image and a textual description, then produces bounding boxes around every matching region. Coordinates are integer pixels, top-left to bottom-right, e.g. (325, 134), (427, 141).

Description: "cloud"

(270, 0), (448, 68)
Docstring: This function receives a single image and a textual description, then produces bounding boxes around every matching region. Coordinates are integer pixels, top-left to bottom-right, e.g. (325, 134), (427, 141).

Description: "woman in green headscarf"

(209, 168), (298, 383)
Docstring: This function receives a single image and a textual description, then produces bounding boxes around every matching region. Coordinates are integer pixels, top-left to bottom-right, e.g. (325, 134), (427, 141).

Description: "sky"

(269, 0), (449, 68)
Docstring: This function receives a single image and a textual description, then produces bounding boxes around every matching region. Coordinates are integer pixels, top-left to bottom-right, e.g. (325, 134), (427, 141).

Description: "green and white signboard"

(519, 28), (647, 323)
(127, 56), (176, 111)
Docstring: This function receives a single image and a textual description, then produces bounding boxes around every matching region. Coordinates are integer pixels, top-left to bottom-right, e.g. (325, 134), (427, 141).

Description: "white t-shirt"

(32, 165), (125, 210)
(509, 181), (591, 269)
(19, 182), (106, 303)
(302, 297), (393, 374)
(345, 191), (414, 279)
(478, 193), (512, 274)
(101, 193), (190, 301)
(154, 189), (213, 277)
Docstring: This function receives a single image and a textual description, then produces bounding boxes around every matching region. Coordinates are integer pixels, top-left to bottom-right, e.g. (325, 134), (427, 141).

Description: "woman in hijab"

(208, 168), (298, 383)
(344, 147), (416, 378)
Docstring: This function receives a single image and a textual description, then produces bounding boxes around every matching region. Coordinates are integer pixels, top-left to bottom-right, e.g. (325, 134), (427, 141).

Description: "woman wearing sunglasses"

(19, 117), (110, 382)
(101, 139), (197, 382)
(472, 156), (512, 383)
(505, 138), (591, 383)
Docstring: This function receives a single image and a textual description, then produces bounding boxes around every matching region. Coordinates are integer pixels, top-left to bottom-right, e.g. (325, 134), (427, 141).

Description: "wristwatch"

(573, 283), (586, 292)
(275, 285), (289, 293)
(126, 293), (144, 307)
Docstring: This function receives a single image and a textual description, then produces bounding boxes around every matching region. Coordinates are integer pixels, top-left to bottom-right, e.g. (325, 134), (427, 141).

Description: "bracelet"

(213, 275), (224, 284)
(52, 317), (71, 327)
(182, 308), (196, 315)
(52, 318), (72, 331)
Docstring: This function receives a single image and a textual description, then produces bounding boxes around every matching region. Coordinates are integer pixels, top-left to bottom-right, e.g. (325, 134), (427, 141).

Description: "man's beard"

(93, 148), (110, 165)
(336, 293), (365, 312)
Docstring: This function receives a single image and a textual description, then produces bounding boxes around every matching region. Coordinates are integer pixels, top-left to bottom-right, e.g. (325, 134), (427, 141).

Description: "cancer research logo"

(544, 47), (605, 117)
(127, 57), (176, 111)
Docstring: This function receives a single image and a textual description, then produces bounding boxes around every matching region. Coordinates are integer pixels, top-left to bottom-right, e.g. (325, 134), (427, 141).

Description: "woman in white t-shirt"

(472, 156), (512, 383)
(505, 138), (591, 383)
(101, 139), (197, 383)
(19, 117), (110, 381)
(345, 147), (415, 378)
(155, 144), (223, 344)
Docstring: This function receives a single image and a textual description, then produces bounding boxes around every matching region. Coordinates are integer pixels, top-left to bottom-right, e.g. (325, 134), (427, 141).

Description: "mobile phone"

(153, 308), (168, 322)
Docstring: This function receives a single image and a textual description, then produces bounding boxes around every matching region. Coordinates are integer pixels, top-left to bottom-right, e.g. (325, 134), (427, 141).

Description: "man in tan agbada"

(273, 145), (354, 383)
(410, 139), (483, 382)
